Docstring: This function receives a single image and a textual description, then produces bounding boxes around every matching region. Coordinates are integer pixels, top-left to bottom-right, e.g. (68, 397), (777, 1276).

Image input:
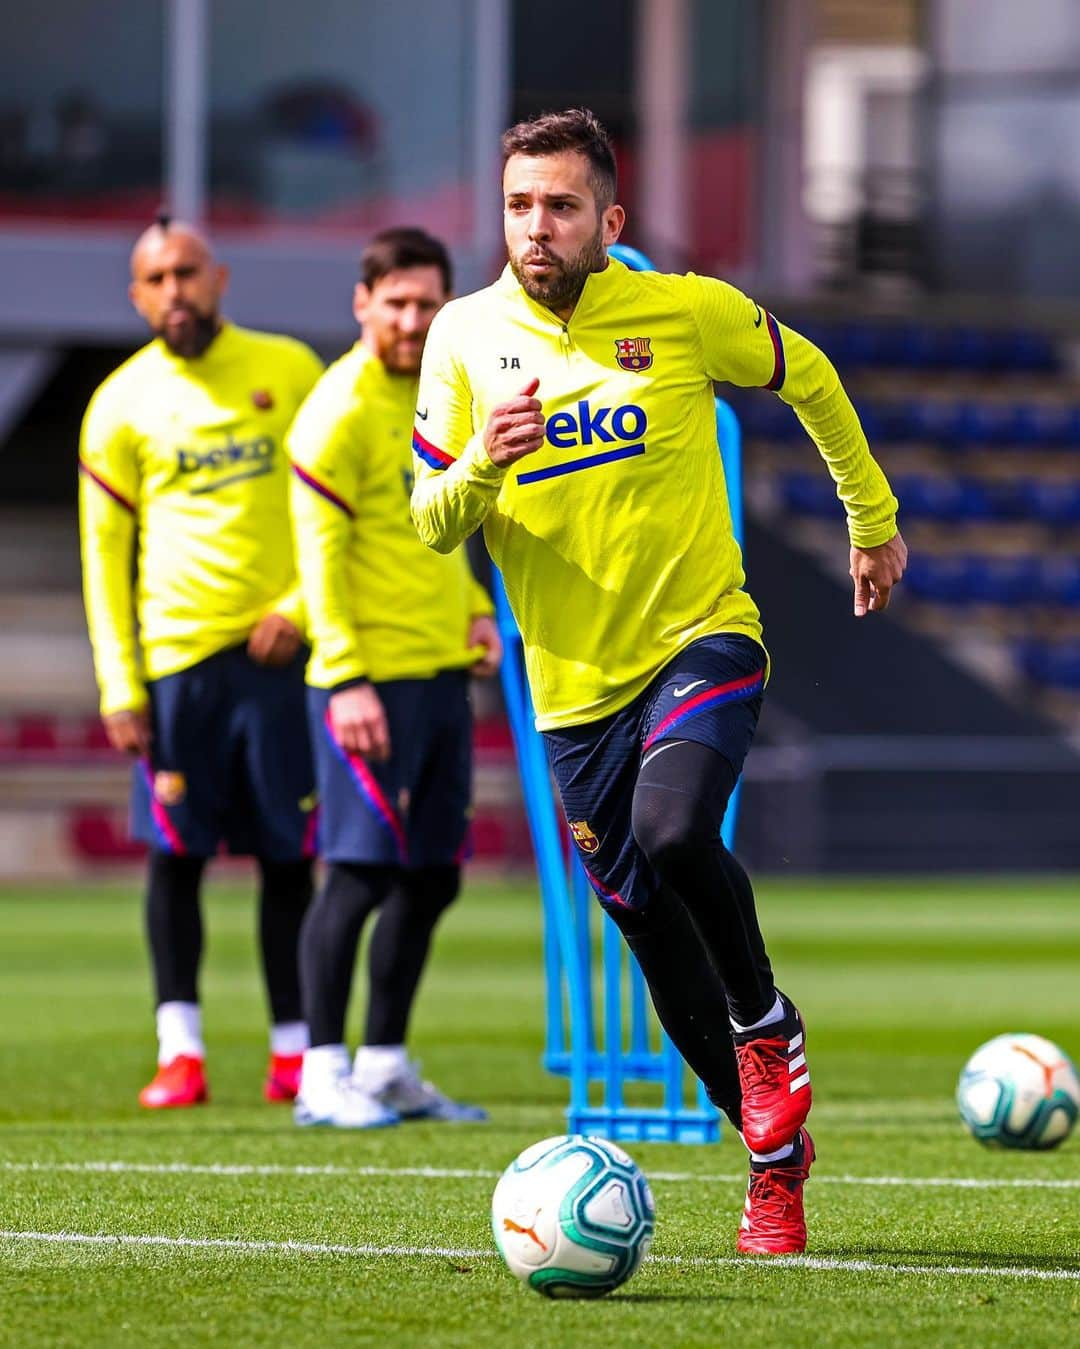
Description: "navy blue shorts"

(308, 669), (472, 867)
(131, 644), (316, 861)
(543, 633), (766, 912)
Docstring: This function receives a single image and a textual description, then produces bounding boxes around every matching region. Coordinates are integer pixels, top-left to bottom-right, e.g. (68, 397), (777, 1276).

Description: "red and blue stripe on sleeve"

(412, 426), (455, 472)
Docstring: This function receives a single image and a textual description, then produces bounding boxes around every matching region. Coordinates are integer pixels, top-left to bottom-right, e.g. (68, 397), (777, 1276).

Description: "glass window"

(207, 0), (480, 244)
(0, 0), (163, 226)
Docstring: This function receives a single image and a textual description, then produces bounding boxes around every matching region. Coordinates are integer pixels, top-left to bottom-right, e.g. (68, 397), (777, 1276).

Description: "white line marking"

(0, 1230), (482, 1260)
(1, 1229), (1077, 1282)
(5, 1159), (1080, 1191)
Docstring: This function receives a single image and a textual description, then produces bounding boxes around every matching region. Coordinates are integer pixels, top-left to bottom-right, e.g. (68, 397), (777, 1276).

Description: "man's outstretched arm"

(688, 274), (906, 615)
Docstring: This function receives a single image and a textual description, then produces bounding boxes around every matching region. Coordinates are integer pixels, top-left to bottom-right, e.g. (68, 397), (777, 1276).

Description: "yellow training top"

(287, 342), (492, 690)
(411, 259), (899, 731)
(79, 322), (323, 716)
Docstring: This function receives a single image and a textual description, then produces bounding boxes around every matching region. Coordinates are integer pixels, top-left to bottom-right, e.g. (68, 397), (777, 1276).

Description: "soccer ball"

(956, 1033), (1080, 1149)
(491, 1135), (655, 1298)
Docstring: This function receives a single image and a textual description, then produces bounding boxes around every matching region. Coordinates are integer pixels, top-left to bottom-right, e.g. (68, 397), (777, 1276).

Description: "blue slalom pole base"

(567, 1105), (722, 1146)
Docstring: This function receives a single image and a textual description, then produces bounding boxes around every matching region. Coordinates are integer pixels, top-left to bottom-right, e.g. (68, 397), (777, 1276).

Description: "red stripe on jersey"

(764, 312), (786, 392)
(291, 462), (356, 518)
(79, 459), (135, 514)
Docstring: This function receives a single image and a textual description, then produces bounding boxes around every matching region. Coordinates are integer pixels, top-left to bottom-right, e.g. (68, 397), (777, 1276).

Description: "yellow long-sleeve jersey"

(79, 323), (323, 716)
(411, 259), (899, 731)
(286, 342), (492, 690)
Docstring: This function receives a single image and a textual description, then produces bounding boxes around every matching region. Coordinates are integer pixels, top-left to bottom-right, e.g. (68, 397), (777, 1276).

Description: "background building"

(1, 0), (1077, 876)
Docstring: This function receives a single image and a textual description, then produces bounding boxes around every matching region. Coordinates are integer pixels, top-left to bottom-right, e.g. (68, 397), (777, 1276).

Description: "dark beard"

(510, 229), (606, 311)
(157, 311), (220, 358)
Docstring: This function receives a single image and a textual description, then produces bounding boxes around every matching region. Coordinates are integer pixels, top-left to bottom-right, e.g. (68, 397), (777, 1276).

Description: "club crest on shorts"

(615, 337), (653, 372)
(251, 388), (274, 410)
(569, 819), (600, 854)
(153, 771), (187, 807)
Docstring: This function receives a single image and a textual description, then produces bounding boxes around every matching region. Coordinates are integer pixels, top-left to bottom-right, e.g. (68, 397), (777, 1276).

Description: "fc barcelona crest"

(569, 820), (600, 854)
(615, 337), (653, 372)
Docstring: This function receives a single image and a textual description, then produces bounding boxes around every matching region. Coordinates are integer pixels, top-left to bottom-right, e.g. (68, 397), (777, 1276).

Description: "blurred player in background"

(79, 217), (323, 1109)
(288, 228), (501, 1129)
(412, 111), (907, 1250)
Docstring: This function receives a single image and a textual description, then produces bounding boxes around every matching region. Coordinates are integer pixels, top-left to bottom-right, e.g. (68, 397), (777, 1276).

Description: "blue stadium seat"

(949, 401), (1007, 449)
(1039, 556), (1080, 606)
(904, 553), (979, 604)
(1062, 407), (1080, 449)
(1022, 480), (1080, 526)
(1004, 329), (1060, 374)
(1005, 403), (1069, 448)
(966, 556), (1042, 606)
(890, 474), (968, 520)
(979, 479), (1030, 521)
(779, 471), (841, 519)
(947, 327), (995, 372)
(907, 554), (1046, 606)
(736, 395), (800, 442)
(1016, 639), (1080, 691)
(785, 320), (1059, 375)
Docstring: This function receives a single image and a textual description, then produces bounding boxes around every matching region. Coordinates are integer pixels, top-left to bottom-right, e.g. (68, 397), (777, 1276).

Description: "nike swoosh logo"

(752, 304), (763, 328)
(640, 739), (685, 769)
(672, 680), (707, 699)
(416, 407), (429, 420)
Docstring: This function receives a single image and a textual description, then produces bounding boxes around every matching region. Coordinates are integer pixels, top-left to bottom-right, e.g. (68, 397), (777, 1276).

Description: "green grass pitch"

(1, 874), (1078, 1347)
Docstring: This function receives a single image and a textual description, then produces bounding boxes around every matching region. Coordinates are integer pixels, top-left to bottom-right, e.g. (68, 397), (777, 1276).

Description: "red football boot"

(737, 1127), (815, 1255)
(139, 1055), (209, 1108)
(733, 992), (812, 1154)
(264, 1052), (303, 1103)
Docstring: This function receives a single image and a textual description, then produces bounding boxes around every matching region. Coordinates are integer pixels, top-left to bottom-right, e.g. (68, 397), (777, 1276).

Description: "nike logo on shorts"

(416, 407), (429, 420)
(672, 679), (707, 698)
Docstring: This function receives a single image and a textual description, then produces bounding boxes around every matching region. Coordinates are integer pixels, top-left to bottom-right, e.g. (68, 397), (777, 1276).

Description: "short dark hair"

(360, 227), (452, 294)
(501, 108), (617, 210)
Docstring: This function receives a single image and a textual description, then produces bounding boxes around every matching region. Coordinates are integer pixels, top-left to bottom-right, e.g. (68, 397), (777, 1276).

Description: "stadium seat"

(737, 395), (801, 442)
(890, 474), (987, 522)
(1040, 556), (1080, 607)
(1022, 480), (1080, 526)
(966, 556), (1042, 606)
(904, 553), (979, 604)
(784, 318), (1060, 376)
(1016, 638), (1080, 691)
(779, 471), (842, 519)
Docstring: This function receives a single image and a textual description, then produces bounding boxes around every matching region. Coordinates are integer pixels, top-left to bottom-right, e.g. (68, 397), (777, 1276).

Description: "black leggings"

(299, 861), (460, 1049)
(146, 850), (312, 1023)
(600, 739), (776, 1122)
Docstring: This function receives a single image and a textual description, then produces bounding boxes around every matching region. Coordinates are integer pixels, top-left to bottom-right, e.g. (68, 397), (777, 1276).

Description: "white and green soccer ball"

(956, 1033), (1080, 1150)
(491, 1135), (655, 1298)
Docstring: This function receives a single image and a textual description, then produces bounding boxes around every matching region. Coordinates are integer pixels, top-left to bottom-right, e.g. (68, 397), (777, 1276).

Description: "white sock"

(300, 1043), (350, 1096)
(730, 991), (784, 1034)
(270, 1021), (309, 1057)
(747, 1139), (795, 1165)
(156, 1001), (204, 1065)
(353, 1043), (409, 1087)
